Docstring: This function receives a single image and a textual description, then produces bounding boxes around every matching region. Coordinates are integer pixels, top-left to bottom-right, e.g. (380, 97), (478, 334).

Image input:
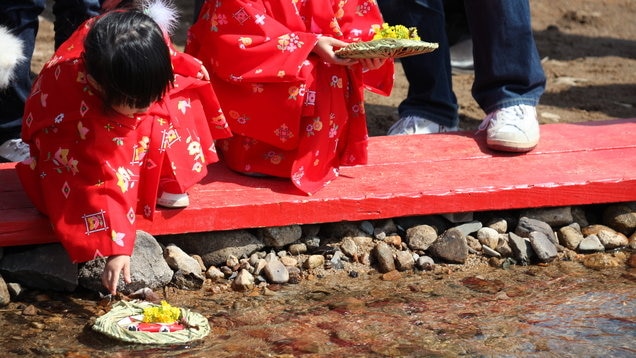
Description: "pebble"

(477, 227), (499, 249)
(373, 242), (395, 273)
(558, 225), (584, 250)
(578, 234), (605, 252)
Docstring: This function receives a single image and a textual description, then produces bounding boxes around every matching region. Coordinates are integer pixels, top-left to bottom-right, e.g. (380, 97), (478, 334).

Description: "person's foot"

(156, 192), (190, 208)
(0, 138), (30, 162)
(387, 116), (458, 135)
(479, 104), (540, 152)
(450, 38), (474, 74)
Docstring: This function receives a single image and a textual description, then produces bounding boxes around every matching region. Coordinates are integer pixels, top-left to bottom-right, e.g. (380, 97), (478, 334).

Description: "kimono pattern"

(16, 17), (232, 263)
(187, 0), (393, 194)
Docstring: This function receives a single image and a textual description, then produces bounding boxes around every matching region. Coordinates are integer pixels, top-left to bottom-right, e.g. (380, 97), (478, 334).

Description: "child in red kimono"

(187, 0), (394, 194)
(16, 5), (231, 294)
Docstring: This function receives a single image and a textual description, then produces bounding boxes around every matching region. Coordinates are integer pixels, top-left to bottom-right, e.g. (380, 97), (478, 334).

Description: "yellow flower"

(142, 301), (181, 323)
(372, 23), (421, 41)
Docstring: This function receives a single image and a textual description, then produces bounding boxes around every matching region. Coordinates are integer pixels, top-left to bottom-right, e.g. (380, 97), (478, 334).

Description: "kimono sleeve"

(187, 0), (319, 83)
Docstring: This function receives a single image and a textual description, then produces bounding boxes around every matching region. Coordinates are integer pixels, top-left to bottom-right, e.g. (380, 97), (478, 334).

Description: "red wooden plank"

(1, 119), (635, 247)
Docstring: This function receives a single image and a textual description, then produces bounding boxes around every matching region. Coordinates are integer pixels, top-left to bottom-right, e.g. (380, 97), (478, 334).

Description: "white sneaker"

(479, 104), (540, 152)
(0, 138), (30, 162)
(156, 192), (190, 208)
(387, 116), (458, 135)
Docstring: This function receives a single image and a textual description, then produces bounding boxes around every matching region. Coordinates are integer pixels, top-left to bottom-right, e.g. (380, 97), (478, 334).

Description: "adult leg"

(465, 0), (546, 152)
(52, 0), (101, 49)
(0, 0), (45, 162)
(465, 0), (545, 113)
(377, 0), (458, 134)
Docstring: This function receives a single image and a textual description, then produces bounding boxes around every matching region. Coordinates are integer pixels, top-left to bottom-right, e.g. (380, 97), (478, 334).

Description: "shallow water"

(1, 259), (634, 357)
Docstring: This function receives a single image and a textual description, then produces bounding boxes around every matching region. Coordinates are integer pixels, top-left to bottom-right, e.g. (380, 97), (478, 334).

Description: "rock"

(486, 217), (508, 234)
(0, 275), (9, 307)
(582, 253), (623, 270)
(303, 255), (325, 270)
(206, 266), (225, 280)
(263, 254), (289, 284)
(427, 228), (469, 264)
(578, 234), (605, 252)
(79, 231), (173, 294)
(394, 251), (415, 271)
(528, 231), (558, 262)
(602, 203), (636, 236)
(495, 236), (513, 257)
(0, 243), (77, 292)
(340, 237), (359, 258)
(373, 242), (395, 273)
(381, 270), (402, 281)
(582, 225), (629, 249)
(508, 233), (534, 265)
(231, 269), (255, 291)
(482, 245), (501, 258)
(405, 225), (438, 251)
(453, 221), (483, 237)
(320, 222), (369, 238)
(259, 225), (302, 248)
(571, 206), (590, 227)
(288, 243), (307, 255)
(628, 253), (636, 268)
(359, 221), (375, 236)
(163, 244), (204, 280)
(515, 217), (557, 244)
(279, 255), (298, 267)
(416, 256), (435, 271)
(558, 225), (584, 250)
(465, 235), (482, 252)
(476, 227), (499, 249)
(442, 212), (474, 223)
(520, 207), (573, 227)
(160, 230), (265, 267)
(171, 270), (205, 290)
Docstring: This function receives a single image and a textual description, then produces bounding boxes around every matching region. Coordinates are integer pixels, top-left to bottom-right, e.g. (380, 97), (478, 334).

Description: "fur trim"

(141, 0), (179, 36)
(0, 25), (25, 90)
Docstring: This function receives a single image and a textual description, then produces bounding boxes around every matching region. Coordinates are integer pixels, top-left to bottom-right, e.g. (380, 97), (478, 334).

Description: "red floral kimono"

(187, 0), (393, 194)
(16, 17), (232, 263)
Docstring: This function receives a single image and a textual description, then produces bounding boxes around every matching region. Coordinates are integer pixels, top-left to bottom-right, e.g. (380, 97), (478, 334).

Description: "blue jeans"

(377, 0), (546, 127)
(0, 0), (101, 140)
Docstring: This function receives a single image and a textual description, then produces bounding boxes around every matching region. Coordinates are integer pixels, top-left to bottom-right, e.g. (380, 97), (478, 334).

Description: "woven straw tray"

(336, 38), (438, 59)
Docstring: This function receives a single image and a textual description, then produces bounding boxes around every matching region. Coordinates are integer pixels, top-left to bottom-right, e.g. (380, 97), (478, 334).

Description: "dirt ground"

(32, 0), (636, 136)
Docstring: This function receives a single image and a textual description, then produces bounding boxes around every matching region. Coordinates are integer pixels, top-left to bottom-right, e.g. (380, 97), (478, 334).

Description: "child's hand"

(102, 255), (132, 295)
(198, 65), (210, 81)
(358, 57), (387, 71)
(312, 36), (357, 66)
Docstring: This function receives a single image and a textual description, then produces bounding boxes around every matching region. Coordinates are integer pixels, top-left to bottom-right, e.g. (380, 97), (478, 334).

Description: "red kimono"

(16, 17), (232, 263)
(187, 0), (393, 194)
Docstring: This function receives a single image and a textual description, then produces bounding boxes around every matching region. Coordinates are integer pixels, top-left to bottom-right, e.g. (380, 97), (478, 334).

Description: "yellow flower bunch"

(373, 23), (421, 41)
(142, 301), (181, 323)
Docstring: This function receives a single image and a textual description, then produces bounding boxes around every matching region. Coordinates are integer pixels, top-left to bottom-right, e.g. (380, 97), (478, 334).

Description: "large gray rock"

(520, 207), (574, 227)
(0, 244), (77, 292)
(427, 228), (469, 264)
(508, 233), (534, 266)
(158, 230), (265, 267)
(259, 225), (302, 248)
(529, 231), (558, 263)
(515, 217), (557, 244)
(78, 231), (173, 294)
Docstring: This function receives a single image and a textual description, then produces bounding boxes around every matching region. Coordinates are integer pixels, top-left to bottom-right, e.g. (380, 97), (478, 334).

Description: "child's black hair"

(83, 10), (174, 110)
